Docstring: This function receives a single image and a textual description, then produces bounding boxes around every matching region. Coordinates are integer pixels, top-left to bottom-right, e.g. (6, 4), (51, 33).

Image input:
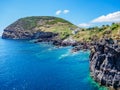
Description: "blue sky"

(0, 0), (120, 34)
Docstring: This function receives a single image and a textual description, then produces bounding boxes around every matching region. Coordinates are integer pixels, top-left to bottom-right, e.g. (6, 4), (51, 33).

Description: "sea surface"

(0, 37), (108, 90)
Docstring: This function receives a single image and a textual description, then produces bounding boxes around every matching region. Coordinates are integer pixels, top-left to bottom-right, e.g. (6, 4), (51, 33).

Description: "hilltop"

(2, 16), (120, 47)
(2, 16), (77, 40)
(2, 16), (120, 43)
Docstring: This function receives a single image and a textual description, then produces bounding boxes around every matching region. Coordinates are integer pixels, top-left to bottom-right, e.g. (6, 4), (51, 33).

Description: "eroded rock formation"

(90, 38), (120, 89)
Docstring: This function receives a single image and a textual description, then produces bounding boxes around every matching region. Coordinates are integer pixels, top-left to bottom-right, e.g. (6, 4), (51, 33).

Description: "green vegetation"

(14, 16), (77, 39)
(10, 16), (120, 41)
(18, 16), (74, 30)
(20, 18), (37, 30)
(73, 23), (120, 42)
(46, 18), (73, 25)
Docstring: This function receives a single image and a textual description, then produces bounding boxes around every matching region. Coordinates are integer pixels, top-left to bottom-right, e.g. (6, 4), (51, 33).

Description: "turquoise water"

(0, 38), (107, 90)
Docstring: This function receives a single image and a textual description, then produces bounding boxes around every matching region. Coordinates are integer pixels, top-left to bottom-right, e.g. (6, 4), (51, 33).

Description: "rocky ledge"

(90, 38), (120, 90)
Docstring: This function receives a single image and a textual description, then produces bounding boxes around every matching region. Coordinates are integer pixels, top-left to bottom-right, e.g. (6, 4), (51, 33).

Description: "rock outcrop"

(2, 16), (77, 40)
(52, 37), (79, 47)
(90, 38), (120, 89)
(2, 16), (120, 89)
(2, 29), (57, 39)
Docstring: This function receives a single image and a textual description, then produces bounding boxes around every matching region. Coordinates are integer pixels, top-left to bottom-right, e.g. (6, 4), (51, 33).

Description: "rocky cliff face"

(90, 38), (120, 89)
(2, 16), (77, 40)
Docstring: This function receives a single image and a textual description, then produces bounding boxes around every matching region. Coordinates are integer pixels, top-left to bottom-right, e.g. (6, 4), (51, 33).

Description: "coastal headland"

(2, 16), (120, 89)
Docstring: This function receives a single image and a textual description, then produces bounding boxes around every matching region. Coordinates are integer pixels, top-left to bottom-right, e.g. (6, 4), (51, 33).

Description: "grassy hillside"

(6, 16), (78, 39)
(4, 16), (120, 41)
(73, 23), (120, 42)
(19, 16), (74, 30)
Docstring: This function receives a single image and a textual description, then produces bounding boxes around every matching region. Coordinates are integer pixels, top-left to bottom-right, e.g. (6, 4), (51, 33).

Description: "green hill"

(2, 16), (77, 39)
(2, 16), (120, 42)
(73, 23), (120, 42)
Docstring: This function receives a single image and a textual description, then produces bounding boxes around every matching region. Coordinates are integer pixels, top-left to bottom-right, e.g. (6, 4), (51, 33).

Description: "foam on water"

(59, 49), (71, 59)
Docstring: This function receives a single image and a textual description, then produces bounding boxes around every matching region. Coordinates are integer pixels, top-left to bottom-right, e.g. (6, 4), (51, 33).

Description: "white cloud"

(55, 9), (70, 15)
(92, 11), (120, 23)
(78, 23), (91, 27)
(63, 10), (69, 14)
(56, 10), (62, 15)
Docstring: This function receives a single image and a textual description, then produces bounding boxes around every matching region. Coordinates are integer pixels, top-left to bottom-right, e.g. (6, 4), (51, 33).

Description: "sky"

(0, 0), (120, 35)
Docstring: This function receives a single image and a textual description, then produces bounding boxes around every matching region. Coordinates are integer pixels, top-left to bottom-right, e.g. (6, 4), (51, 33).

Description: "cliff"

(90, 38), (120, 89)
(2, 16), (120, 42)
(2, 16), (120, 89)
(2, 16), (77, 40)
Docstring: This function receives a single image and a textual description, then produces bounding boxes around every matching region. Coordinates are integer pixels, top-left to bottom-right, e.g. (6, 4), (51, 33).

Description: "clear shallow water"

(0, 38), (107, 90)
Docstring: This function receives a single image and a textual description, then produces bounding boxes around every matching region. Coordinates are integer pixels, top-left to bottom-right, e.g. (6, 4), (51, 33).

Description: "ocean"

(0, 38), (107, 90)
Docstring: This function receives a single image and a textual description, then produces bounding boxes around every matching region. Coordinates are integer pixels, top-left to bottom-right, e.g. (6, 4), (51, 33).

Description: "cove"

(0, 38), (107, 90)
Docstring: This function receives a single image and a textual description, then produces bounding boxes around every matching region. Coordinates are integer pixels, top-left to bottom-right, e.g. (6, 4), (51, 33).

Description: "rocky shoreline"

(2, 16), (120, 89)
(90, 38), (120, 90)
(31, 35), (120, 90)
(2, 31), (120, 89)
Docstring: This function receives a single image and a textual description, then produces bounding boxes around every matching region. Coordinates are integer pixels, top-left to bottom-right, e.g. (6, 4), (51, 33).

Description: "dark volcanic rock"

(2, 29), (58, 40)
(32, 31), (58, 39)
(2, 29), (33, 39)
(71, 42), (90, 52)
(2, 16), (76, 40)
(90, 38), (120, 89)
(2, 16), (78, 46)
(52, 40), (62, 46)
